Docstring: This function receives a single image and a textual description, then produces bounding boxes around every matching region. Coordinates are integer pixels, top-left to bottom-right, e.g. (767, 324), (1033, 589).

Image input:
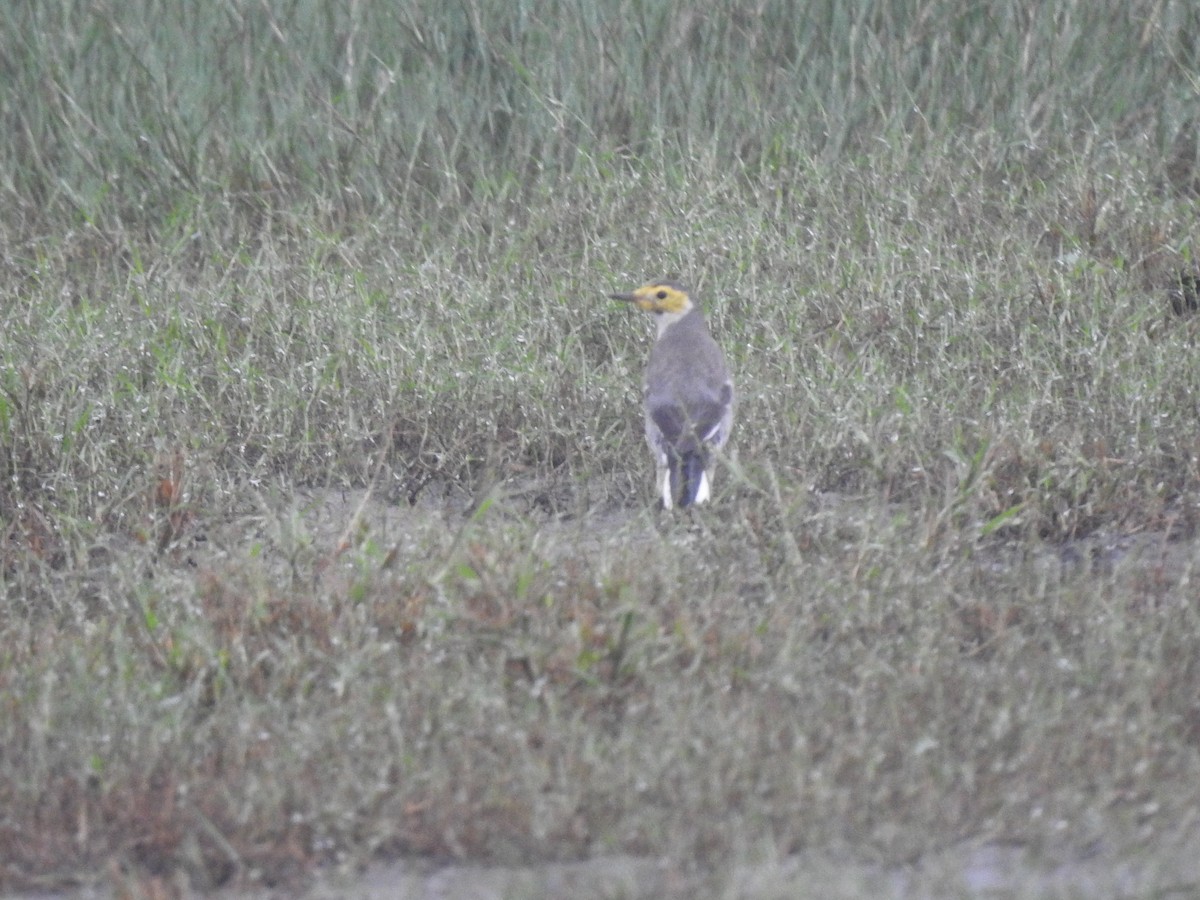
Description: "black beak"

(609, 292), (635, 302)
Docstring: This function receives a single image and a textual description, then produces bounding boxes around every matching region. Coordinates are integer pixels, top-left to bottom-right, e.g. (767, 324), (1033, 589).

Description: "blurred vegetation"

(2, 0), (1198, 232)
(3, 1), (1200, 896)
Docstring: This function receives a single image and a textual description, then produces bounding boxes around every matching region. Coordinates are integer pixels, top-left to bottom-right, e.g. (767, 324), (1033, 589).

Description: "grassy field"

(3, 0), (1200, 896)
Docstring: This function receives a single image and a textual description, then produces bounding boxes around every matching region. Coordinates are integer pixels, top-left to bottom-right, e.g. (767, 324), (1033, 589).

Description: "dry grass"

(3, 1), (1200, 897)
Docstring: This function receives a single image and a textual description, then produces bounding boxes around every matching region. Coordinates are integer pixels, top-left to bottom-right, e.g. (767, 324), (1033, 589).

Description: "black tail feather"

(669, 451), (707, 507)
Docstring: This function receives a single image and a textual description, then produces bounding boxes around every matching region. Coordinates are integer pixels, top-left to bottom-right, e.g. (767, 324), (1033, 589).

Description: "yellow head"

(609, 280), (694, 316)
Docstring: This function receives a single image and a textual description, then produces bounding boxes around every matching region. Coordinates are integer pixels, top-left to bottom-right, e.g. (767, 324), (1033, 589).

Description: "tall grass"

(2, 0), (1197, 232)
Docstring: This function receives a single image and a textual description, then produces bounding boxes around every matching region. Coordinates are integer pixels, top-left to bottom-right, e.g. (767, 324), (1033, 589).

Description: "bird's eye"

(656, 290), (668, 300)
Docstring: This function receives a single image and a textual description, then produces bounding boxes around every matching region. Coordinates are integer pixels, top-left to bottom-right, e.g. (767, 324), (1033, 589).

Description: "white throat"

(654, 308), (689, 339)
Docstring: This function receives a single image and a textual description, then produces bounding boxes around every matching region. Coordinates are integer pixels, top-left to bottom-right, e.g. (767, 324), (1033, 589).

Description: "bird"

(610, 279), (734, 509)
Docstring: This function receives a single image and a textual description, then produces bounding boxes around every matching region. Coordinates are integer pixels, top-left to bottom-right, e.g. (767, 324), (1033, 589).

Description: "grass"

(3, 0), (1200, 896)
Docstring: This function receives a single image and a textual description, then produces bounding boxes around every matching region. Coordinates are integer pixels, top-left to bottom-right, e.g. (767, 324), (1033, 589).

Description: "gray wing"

(647, 380), (733, 454)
